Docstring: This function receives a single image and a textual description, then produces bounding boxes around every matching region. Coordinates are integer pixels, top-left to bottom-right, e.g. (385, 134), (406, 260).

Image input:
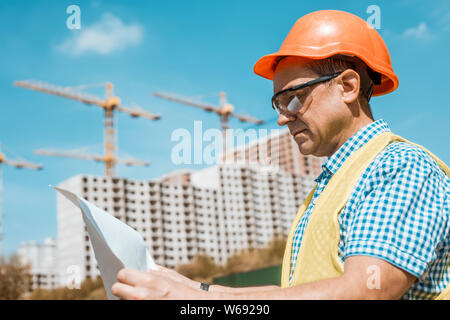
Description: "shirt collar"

(314, 119), (391, 182)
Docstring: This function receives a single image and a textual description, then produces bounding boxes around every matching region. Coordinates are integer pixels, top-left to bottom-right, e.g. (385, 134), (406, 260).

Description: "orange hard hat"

(253, 10), (399, 96)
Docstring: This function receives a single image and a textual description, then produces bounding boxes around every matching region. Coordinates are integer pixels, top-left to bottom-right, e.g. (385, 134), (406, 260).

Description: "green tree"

(28, 276), (106, 300)
(176, 254), (224, 283)
(224, 236), (286, 274)
(0, 255), (31, 300)
(176, 236), (287, 283)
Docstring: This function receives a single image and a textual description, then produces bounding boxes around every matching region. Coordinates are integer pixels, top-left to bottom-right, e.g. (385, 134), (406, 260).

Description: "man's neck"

(325, 118), (375, 158)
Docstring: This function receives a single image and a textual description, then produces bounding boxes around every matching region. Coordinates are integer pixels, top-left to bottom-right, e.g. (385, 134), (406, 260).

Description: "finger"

(150, 265), (173, 275)
(148, 268), (199, 290)
(111, 282), (135, 300)
(154, 266), (181, 277)
(111, 282), (150, 300)
(156, 265), (171, 272)
(150, 269), (180, 283)
(117, 268), (152, 286)
(148, 267), (180, 281)
(152, 264), (163, 270)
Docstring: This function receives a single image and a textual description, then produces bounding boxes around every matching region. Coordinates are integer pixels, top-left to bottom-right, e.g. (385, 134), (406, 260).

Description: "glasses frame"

(271, 71), (343, 114)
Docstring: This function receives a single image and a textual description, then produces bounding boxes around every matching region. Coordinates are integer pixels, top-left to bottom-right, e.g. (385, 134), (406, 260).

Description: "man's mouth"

(292, 129), (307, 137)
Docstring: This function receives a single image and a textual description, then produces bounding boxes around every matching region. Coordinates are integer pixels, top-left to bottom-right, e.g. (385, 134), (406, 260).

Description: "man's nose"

(277, 112), (296, 126)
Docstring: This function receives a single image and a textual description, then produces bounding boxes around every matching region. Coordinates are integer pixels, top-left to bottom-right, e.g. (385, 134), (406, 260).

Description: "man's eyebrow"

(274, 83), (307, 96)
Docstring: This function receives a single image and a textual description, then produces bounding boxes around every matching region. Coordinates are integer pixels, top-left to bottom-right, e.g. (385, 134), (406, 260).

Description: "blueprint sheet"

(52, 186), (157, 300)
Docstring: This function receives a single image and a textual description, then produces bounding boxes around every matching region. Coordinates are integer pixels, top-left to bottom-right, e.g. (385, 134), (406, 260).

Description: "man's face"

(273, 57), (351, 157)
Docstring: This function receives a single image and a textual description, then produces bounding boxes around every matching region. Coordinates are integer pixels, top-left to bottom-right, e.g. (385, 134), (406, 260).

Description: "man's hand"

(111, 266), (207, 300)
(111, 256), (417, 300)
(155, 265), (201, 290)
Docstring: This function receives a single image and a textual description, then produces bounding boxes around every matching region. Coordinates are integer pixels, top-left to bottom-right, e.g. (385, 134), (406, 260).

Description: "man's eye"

(294, 88), (308, 99)
(282, 92), (297, 104)
(287, 95), (301, 112)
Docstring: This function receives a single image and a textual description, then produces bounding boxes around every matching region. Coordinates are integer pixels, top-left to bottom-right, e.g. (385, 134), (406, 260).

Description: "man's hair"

(274, 55), (378, 116)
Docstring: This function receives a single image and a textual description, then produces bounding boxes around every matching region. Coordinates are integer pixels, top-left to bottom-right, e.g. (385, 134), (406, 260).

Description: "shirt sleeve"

(343, 143), (449, 280)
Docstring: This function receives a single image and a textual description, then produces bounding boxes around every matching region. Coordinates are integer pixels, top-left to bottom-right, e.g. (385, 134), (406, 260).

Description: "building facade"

(17, 238), (58, 291)
(221, 127), (323, 177)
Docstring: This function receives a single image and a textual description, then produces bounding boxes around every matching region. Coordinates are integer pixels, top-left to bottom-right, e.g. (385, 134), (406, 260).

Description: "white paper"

(51, 185), (157, 300)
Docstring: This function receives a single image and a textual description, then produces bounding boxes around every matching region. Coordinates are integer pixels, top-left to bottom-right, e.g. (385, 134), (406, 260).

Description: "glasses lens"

(286, 95), (302, 113)
(274, 93), (303, 115)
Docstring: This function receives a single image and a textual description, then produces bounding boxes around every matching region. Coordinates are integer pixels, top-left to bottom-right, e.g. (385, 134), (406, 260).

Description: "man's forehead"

(273, 56), (317, 93)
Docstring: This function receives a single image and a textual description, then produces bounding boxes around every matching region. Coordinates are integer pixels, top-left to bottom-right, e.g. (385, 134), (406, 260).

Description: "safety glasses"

(271, 71), (343, 115)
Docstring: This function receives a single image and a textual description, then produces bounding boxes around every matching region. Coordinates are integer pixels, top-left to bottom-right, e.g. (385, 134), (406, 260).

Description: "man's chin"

(296, 142), (315, 156)
(292, 133), (317, 155)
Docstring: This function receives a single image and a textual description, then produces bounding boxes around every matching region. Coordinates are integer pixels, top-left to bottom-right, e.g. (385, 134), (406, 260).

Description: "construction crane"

(152, 91), (264, 154)
(152, 91), (264, 132)
(14, 80), (161, 177)
(0, 143), (43, 259)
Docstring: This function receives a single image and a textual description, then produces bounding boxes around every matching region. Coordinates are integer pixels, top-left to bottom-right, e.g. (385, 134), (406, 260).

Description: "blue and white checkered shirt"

(289, 119), (450, 299)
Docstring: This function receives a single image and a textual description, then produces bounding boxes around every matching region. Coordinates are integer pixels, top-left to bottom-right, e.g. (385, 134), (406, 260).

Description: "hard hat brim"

(253, 49), (399, 97)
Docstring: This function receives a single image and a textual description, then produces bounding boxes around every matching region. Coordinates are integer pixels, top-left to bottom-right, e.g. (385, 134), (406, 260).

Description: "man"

(111, 10), (449, 300)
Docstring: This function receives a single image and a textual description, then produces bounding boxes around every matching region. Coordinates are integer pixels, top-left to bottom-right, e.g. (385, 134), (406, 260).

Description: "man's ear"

(337, 69), (360, 104)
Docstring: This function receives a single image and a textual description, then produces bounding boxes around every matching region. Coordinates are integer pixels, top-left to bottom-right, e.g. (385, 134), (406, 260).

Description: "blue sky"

(0, 0), (449, 257)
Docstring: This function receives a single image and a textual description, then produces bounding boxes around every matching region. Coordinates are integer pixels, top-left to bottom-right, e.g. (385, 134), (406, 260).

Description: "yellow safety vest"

(281, 132), (450, 299)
